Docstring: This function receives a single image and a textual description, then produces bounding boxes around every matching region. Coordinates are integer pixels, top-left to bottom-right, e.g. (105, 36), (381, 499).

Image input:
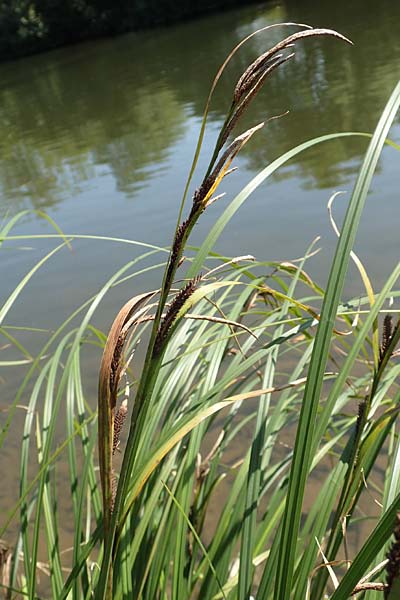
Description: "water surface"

(1, 0), (399, 556)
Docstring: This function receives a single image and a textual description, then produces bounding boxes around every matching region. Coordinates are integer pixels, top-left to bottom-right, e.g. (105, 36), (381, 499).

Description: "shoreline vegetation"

(0, 0), (261, 62)
(2, 14), (400, 600)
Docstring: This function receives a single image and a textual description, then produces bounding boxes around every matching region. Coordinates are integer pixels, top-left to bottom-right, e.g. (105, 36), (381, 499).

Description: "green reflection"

(0, 0), (399, 212)
(0, 38), (186, 209)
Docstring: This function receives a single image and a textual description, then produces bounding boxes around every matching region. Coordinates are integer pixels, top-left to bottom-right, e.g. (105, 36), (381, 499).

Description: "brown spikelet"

(235, 28), (351, 102)
(191, 187), (206, 212)
(391, 320), (400, 357)
(356, 399), (367, 435)
(352, 399), (367, 470)
(155, 276), (200, 353)
(110, 472), (118, 514)
(380, 315), (394, 362)
(201, 28), (352, 155)
(173, 220), (190, 261)
(219, 55), (293, 150)
(165, 218), (191, 286)
(110, 335), (125, 396)
(379, 315), (400, 364)
(234, 48), (294, 103)
(113, 399), (128, 455)
(385, 513), (400, 598)
(201, 123), (264, 203)
(235, 52), (285, 100)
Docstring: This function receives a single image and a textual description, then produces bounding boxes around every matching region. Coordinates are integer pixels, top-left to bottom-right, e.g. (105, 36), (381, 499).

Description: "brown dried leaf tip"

(98, 291), (155, 526)
(385, 513), (400, 599)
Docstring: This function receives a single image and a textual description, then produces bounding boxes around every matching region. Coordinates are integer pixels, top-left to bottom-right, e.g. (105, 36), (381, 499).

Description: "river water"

(1, 0), (399, 569)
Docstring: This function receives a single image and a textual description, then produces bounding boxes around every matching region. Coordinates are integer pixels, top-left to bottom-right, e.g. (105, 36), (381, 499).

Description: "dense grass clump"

(1, 22), (400, 600)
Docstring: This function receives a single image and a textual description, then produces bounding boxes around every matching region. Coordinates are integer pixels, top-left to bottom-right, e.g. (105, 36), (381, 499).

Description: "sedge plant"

(1, 22), (400, 600)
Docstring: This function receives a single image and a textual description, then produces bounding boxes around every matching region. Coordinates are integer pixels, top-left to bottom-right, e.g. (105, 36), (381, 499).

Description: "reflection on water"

(0, 2), (400, 208)
(1, 0), (399, 214)
(0, 39), (185, 209)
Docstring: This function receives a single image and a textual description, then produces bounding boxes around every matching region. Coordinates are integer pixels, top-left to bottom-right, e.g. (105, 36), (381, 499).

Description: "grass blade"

(329, 491), (400, 600)
(274, 81), (400, 600)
